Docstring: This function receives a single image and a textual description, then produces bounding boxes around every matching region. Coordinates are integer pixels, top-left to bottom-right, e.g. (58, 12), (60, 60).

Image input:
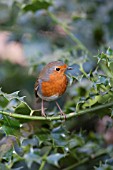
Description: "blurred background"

(1, 0), (113, 169)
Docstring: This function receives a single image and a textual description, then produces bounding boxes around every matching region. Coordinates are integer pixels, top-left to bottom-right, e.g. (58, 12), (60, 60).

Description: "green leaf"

(68, 135), (84, 149)
(22, 137), (39, 147)
(0, 89), (25, 112)
(2, 115), (20, 136)
(37, 128), (51, 145)
(23, 0), (52, 12)
(47, 153), (66, 167)
(0, 89), (25, 102)
(14, 142), (24, 157)
(96, 76), (110, 86)
(77, 142), (99, 155)
(0, 95), (9, 108)
(82, 96), (99, 108)
(106, 48), (113, 56)
(15, 101), (31, 115)
(3, 116), (20, 128)
(51, 126), (68, 147)
(24, 152), (41, 168)
(96, 52), (107, 63)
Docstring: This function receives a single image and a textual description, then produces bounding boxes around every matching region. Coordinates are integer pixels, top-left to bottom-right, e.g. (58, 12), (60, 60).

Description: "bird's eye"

(56, 68), (60, 71)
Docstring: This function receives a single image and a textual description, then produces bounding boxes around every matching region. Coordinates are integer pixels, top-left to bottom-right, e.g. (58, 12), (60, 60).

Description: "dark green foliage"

(23, 0), (52, 12)
(1, 0), (113, 170)
(1, 48), (113, 169)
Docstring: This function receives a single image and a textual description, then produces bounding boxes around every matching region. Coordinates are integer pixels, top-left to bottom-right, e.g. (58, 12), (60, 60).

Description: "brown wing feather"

(34, 79), (39, 97)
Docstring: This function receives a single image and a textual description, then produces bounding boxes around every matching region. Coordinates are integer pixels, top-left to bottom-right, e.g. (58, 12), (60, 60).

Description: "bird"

(34, 61), (72, 119)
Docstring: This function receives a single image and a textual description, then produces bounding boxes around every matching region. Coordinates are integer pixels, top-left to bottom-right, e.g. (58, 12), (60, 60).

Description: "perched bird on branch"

(34, 61), (72, 119)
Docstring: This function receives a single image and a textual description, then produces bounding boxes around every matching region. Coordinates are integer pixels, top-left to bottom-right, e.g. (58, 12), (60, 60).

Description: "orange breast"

(41, 74), (68, 97)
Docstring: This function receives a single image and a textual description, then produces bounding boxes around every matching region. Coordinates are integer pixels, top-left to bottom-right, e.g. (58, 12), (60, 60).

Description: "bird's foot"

(60, 111), (66, 120)
(41, 111), (47, 117)
(56, 101), (66, 120)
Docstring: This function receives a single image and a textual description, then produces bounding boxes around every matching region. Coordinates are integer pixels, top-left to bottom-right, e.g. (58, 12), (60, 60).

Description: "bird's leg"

(56, 101), (66, 120)
(41, 99), (46, 117)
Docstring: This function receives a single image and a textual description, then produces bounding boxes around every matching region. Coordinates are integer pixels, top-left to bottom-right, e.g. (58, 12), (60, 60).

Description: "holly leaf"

(24, 152), (41, 168)
(0, 89), (25, 112)
(14, 141), (24, 157)
(68, 135), (84, 149)
(47, 153), (66, 167)
(0, 95), (9, 108)
(51, 126), (68, 147)
(1, 114), (21, 136)
(106, 47), (113, 56)
(23, 0), (52, 12)
(95, 75), (110, 86)
(0, 89), (25, 102)
(14, 101), (31, 115)
(37, 128), (51, 145)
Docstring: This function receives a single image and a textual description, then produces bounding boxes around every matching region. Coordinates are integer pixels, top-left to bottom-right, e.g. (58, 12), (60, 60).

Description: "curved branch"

(0, 102), (113, 121)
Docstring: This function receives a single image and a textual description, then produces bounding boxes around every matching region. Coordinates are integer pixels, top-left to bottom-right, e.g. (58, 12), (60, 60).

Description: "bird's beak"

(67, 66), (73, 70)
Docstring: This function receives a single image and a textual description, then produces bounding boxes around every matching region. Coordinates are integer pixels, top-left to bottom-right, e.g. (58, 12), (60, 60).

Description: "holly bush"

(1, 1), (113, 170)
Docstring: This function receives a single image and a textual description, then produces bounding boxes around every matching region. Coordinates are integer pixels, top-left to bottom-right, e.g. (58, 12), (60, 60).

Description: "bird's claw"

(41, 112), (47, 117)
(60, 112), (66, 120)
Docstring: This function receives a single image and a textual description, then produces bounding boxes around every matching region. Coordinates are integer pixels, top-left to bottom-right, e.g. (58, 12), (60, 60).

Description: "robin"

(34, 61), (72, 118)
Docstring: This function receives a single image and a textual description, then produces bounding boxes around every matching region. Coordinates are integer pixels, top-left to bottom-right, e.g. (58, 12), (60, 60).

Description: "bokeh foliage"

(0, 0), (113, 170)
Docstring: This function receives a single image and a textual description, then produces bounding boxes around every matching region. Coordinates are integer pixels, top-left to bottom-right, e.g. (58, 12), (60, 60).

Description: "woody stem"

(0, 101), (113, 121)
